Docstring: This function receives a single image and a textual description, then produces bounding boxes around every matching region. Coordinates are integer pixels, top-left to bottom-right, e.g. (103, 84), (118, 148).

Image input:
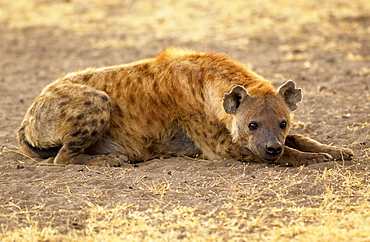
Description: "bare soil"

(0, 0), (369, 238)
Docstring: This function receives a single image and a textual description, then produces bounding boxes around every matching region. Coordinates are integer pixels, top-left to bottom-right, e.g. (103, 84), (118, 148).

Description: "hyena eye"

(280, 121), (287, 129)
(248, 122), (259, 130)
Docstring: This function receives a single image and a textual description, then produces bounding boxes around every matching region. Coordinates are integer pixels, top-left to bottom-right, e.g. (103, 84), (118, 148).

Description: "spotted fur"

(18, 47), (353, 166)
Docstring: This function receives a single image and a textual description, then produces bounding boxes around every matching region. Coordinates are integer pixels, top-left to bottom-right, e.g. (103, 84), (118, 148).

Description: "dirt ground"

(0, 0), (369, 240)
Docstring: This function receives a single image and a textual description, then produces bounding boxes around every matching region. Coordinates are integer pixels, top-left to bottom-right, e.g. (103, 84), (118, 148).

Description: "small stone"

(71, 222), (84, 230)
(16, 164), (24, 169)
(167, 171), (172, 175)
(326, 58), (335, 63)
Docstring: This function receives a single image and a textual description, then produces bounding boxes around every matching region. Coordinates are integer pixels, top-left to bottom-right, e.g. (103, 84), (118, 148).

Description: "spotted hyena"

(17, 47), (353, 167)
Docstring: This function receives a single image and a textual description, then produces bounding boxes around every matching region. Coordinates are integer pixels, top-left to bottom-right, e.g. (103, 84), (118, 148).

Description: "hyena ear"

(223, 85), (249, 114)
(278, 80), (302, 111)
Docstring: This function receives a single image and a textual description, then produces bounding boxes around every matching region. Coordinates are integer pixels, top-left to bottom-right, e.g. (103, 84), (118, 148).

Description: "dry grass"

(1, 0), (369, 57)
(1, 164), (369, 241)
(1, 0), (369, 241)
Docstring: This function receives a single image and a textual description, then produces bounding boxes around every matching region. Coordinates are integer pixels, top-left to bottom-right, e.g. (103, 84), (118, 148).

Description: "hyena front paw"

(102, 155), (132, 167)
(73, 155), (125, 167)
(328, 148), (354, 161)
(102, 157), (123, 167)
(292, 152), (332, 167)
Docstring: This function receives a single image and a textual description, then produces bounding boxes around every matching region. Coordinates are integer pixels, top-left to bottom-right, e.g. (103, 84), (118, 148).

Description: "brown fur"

(17, 47), (353, 166)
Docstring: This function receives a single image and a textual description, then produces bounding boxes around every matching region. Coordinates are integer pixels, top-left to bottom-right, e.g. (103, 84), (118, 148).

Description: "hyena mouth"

(261, 154), (283, 162)
(263, 157), (280, 162)
(251, 149), (281, 163)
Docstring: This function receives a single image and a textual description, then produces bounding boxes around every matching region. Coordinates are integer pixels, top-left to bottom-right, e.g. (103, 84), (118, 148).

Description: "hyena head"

(223, 80), (302, 162)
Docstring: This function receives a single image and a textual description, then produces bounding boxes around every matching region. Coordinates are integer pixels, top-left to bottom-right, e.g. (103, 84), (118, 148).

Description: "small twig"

(1, 147), (67, 167)
(182, 155), (218, 163)
(85, 166), (103, 174)
(66, 185), (97, 208)
(38, 163), (67, 167)
(1, 147), (41, 165)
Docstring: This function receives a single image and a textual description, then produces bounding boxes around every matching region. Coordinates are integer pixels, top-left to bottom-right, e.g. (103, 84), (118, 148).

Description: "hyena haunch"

(18, 47), (353, 166)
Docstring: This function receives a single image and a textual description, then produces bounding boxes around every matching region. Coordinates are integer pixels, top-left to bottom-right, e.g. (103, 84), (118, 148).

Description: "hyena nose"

(265, 142), (283, 156)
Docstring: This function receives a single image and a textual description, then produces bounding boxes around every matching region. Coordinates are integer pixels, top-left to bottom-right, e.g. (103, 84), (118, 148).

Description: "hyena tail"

(17, 126), (60, 159)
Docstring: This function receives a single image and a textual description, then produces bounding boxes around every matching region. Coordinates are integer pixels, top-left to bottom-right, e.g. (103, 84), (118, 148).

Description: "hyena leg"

(277, 146), (332, 167)
(18, 82), (121, 166)
(155, 128), (203, 158)
(184, 121), (262, 162)
(285, 134), (353, 160)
